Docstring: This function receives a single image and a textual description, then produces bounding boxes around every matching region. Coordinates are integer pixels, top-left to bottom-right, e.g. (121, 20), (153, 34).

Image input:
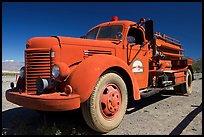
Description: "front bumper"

(6, 89), (80, 111)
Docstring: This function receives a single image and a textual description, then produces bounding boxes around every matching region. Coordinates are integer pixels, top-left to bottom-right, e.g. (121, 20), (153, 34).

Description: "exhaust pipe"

(36, 78), (52, 94)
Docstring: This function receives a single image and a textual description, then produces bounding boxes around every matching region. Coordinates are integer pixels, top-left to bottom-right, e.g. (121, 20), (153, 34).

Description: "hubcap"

(100, 84), (122, 120)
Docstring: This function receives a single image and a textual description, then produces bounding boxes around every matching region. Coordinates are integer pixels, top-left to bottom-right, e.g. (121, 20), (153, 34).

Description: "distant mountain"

(2, 60), (15, 62)
(182, 55), (193, 60)
(192, 58), (202, 73)
(2, 61), (24, 72)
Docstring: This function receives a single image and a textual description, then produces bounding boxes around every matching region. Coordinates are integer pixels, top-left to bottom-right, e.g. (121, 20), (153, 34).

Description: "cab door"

(126, 27), (149, 89)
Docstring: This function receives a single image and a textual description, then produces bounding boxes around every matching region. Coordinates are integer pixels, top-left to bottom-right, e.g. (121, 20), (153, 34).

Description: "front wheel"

(81, 72), (128, 133)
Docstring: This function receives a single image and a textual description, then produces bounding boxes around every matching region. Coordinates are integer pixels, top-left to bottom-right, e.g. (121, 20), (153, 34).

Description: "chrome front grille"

(25, 48), (54, 93)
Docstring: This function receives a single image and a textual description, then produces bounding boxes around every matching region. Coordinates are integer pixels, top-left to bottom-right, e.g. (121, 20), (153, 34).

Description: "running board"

(140, 86), (173, 98)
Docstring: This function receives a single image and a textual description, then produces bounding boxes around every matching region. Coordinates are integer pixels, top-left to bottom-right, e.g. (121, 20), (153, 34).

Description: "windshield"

(86, 27), (99, 40)
(86, 25), (123, 40)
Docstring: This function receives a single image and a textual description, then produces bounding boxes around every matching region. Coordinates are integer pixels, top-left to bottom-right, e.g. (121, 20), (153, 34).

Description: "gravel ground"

(2, 73), (202, 135)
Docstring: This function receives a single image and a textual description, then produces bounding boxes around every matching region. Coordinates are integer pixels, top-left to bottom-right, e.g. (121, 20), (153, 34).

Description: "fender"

(68, 54), (140, 103)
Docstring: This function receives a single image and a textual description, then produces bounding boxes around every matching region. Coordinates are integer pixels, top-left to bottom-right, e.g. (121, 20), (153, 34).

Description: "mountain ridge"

(2, 61), (24, 72)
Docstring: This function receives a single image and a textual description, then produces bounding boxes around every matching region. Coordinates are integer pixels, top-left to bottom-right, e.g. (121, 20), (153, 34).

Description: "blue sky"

(2, 2), (202, 62)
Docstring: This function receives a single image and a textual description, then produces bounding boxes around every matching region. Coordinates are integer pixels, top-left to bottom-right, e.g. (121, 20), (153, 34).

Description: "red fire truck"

(6, 16), (193, 133)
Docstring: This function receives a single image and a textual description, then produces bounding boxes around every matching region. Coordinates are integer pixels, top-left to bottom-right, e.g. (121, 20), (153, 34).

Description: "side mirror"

(145, 20), (154, 41)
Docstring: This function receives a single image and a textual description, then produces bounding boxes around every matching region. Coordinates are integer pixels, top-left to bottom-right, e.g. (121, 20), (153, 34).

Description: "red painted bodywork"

(6, 18), (192, 111)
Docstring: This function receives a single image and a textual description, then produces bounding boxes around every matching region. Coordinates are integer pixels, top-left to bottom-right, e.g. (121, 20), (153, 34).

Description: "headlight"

(52, 64), (60, 78)
(19, 66), (25, 78)
(52, 63), (70, 79)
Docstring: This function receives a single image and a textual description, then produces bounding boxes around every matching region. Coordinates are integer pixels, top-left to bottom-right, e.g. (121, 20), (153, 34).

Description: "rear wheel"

(174, 69), (192, 95)
(81, 72), (128, 133)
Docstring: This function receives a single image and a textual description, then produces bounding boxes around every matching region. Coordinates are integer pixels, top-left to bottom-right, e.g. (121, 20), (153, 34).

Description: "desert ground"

(2, 73), (202, 135)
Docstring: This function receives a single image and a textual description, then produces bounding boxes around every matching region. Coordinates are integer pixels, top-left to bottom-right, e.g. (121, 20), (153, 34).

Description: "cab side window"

(127, 28), (144, 45)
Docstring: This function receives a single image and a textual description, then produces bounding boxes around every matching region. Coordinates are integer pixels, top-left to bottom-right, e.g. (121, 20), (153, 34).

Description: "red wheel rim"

(100, 83), (122, 120)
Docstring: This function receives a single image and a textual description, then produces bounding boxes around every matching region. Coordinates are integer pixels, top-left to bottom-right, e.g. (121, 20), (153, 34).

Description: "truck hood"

(26, 36), (115, 49)
(26, 36), (59, 49)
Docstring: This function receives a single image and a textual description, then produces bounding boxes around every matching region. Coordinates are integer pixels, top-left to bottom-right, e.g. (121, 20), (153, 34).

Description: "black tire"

(174, 69), (192, 95)
(81, 72), (128, 133)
